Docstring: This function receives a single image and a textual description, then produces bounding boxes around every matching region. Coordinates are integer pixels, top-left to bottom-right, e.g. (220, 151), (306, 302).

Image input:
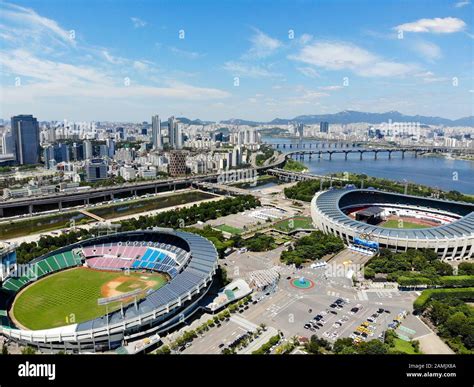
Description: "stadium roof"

(75, 230), (218, 332)
(357, 206), (383, 217)
(314, 189), (474, 240)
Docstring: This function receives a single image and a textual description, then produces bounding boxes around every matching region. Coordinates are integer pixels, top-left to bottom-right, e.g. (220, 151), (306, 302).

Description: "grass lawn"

(283, 159), (307, 172)
(215, 224), (243, 235)
(392, 338), (418, 354)
(274, 217), (314, 232)
(12, 267), (167, 330)
(380, 219), (429, 229)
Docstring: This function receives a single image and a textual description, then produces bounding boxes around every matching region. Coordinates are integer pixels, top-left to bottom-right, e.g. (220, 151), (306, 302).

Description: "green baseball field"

(380, 219), (429, 229)
(11, 267), (168, 330)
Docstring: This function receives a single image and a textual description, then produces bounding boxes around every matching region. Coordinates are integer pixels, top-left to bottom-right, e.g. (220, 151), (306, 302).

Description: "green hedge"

(413, 287), (474, 313)
(398, 276), (436, 287)
(399, 275), (474, 288)
(438, 276), (474, 288)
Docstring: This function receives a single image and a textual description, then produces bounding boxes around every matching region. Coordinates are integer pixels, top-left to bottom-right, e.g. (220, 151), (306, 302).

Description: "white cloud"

(133, 60), (153, 72)
(319, 85), (343, 91)
(394, 17), (466, 34)
(223, 61), (280, 78)
(455, 1), (470, 8)
(130, 17), (147, 28)
(357, 61), (418, 77)
(410, 40), (442, 61)
(296, 66), (320, 79)
(290, 41), (418, 77)
(1, 49), (229, 105)
(1, 2), (75, 48)
(284, 87), (328, 105)
(102, 50), (124, 64)
(414, 71), (449, 83)
(291, 41), (376, 70)
(298, 33), (313, 45)
(169, 47), (204, 59)
(243, 28), (282, 59)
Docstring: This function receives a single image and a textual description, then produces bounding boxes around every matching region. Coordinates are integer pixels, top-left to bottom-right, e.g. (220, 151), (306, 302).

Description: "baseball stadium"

(311, 189), (474, 261)
(0, 229), (218, 352)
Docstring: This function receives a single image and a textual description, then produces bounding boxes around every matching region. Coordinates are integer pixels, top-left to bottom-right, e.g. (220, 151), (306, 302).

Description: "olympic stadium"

(311, 189), (474, 261)
(0, 229), (218, 352)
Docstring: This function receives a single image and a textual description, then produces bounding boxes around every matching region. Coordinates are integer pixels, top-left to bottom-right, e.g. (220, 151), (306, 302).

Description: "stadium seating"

(1, 239), (190, 294)
(1, 249), (83, 293)
(79, 242), (188, 279)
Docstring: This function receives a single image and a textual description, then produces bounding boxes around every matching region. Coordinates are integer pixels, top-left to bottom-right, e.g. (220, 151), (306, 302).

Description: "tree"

(333, 338), (354, 354)
(357, 340), (388, 355)
(445, 312), (469, 337)
(21, 346), (36, 355)
(458, 262), (474, 276)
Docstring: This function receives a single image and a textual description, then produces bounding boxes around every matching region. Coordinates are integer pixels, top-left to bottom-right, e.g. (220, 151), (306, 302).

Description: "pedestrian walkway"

(230, 315), (259, 331)
(79, 209), (105, 222)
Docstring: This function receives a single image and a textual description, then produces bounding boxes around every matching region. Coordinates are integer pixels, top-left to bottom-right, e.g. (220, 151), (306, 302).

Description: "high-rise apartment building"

(152, 115), (162, 150)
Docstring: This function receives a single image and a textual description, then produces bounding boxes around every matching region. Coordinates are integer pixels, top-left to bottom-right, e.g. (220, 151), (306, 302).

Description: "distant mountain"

(176, 117), (215, 125)
(219, 118), (262, 126)
(270, 111), (474, 127)
(181, 111), (473, 127)
(451, 116), (474, 127)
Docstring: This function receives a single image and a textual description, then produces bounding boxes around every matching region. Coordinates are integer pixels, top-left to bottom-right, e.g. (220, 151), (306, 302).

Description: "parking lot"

(221, 247), (421, 344)
(171, 240), (433, 354)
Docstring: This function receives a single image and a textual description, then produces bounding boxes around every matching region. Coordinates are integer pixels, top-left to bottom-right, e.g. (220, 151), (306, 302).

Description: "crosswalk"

(229, 315), (259, 331)
(356, 289), (401, 300)
(357, 291), (369, 301)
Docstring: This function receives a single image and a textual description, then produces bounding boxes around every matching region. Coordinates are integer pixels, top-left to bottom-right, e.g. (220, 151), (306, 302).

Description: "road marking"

(357, 291), (368, 301)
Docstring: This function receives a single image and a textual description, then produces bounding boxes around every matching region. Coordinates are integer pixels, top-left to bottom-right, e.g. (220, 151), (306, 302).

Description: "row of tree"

(15, 195), (260, 263)
(280, 230), (344, 266)
(364, 249), (453, 283)
(284, 173), (474, 203)
(423, 297), (474, 354)
(305, 330), (420, 355)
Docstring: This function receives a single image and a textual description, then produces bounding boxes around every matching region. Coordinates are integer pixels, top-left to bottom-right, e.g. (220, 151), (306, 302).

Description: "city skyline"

(0, 0), (473, 122)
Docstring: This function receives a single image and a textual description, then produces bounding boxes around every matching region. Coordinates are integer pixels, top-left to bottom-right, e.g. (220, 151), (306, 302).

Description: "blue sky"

(0, 0), (473, 122)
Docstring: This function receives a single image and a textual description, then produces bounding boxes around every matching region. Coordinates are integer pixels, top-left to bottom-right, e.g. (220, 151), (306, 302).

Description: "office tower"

(168, 116), (176, 149)
(168, 116), (183, 150)
(98, 144), (108, 157)
(106, 138), (115, 158)
(83, 140), (93, 160)
(320, 121), (329, 133)
(168, 151), (187, 176)
(116, 127), (124, 140)
(11, 115), (40, 165)
(176, 123), (183, 149)
(72, 143), (84, 161)
(48, 127), (56, 143)
(1, 131), (14, 155)
(43, 143), (70, 169)
(85, 159), (108, 182)
(152, 115), (162, 150)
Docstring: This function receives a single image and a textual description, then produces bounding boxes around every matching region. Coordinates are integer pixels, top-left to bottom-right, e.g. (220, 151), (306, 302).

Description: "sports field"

(273, 217), (314, 232)
(380, 219), (429, 229)
(215, 224), (243, 235)
(12, 267), (167, 330)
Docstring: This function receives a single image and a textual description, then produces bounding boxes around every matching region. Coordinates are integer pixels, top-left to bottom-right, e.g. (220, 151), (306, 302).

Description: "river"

(262, 136), (474, 194)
